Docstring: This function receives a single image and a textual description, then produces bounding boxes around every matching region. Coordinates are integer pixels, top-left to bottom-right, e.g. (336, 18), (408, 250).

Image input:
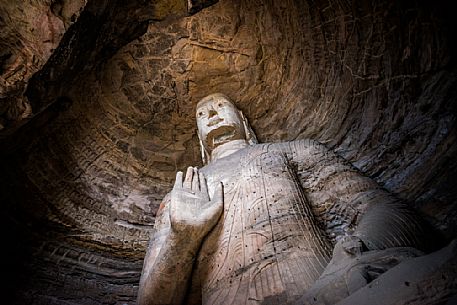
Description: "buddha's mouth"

(207, 125), (237, 148)
(207, 117), (223, 127)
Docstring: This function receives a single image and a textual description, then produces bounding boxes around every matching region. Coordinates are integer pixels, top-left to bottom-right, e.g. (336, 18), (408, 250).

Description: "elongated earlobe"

(198, 133), (210, 165)
(240, 111), (258, 145)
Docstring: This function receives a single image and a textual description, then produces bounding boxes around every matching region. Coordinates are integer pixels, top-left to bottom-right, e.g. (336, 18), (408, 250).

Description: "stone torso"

(193, 143), (332, 305)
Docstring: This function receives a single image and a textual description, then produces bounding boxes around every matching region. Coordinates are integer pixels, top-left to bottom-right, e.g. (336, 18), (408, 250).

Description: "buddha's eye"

(197, 111), (205, 117)
(217, 102), (224, 108)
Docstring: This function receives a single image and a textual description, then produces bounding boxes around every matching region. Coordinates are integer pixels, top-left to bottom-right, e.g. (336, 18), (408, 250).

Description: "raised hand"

(170, 167), (224, 241)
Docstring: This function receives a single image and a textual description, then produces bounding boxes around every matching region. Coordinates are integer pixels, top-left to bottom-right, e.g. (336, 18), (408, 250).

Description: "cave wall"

(0, 0), (86, 128)
(1, 0), (456, 304)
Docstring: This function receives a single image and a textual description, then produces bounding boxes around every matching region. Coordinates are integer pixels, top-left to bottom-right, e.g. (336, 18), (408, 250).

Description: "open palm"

(170, 167), (223, 240)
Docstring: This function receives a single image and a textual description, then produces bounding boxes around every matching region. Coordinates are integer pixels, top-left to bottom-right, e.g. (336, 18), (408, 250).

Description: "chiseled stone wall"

(0, 0), (86, 128)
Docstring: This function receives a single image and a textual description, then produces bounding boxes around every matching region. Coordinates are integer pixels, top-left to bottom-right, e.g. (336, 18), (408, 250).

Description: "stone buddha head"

(196, 93), (257, 164)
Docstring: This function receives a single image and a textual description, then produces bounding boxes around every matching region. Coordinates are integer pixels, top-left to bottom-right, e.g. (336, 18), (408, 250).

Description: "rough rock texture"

(0, 0), (86, 129)
(1, 0), (456, 304)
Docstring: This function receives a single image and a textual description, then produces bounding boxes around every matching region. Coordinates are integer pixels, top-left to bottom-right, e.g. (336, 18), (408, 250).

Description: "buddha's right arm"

(137, 194), (200, 305)
(138, 166), (223, 305)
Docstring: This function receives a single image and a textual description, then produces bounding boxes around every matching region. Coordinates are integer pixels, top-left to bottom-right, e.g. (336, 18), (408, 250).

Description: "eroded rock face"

(1, 0), (456, 304)
(0, 0), (87, 129)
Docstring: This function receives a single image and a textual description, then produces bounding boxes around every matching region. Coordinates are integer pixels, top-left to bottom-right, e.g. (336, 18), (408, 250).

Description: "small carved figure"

(138, 93), (446, 305)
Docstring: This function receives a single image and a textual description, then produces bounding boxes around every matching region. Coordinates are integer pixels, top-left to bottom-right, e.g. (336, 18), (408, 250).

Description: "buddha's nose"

(208, 109), (218, 118)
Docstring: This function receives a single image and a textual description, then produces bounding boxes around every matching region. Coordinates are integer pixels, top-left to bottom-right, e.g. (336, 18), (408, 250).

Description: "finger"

(199, 172), (208, 195)
(202, 184), (224, 224)
(174, 171), (183, 189)
(192, 168), (200, 191)
(183, 166), (193, 189)
(210, 182), (224, 205)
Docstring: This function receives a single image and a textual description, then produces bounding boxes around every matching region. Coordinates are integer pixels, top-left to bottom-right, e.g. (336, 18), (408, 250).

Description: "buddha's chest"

(202, 146), (295, 199)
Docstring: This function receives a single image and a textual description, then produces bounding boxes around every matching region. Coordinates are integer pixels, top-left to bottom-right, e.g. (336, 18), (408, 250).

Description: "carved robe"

(149, 139), (428, 305)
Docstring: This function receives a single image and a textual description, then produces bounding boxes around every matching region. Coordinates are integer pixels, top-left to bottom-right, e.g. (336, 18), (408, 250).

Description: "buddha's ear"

(240, 111), (258, 145)
(197, 133), (210, 165)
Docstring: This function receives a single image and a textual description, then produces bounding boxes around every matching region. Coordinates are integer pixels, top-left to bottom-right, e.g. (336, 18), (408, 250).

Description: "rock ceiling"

(1, 0), (456, 303)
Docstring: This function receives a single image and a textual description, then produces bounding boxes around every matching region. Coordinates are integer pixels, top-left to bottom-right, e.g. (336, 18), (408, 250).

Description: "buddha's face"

(196, 94), (246, 151)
